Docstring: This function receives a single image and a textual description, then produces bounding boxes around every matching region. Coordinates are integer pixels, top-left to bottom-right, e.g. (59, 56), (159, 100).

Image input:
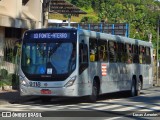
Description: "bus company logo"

(44, 83), (48, 87)
(2, 112), (11, 117)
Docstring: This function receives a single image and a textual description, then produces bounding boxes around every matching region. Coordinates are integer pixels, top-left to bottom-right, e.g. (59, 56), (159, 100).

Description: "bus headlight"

(64, 76), (76, 87)
(20, 80), (27, 86)
(19, 76), (28, 87)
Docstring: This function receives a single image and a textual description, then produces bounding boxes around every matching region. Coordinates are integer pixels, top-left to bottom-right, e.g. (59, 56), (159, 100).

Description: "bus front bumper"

(20, 85), (79, 97)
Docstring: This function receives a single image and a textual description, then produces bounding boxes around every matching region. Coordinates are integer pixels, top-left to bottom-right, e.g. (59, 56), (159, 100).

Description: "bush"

(0, 69), (8, 79)
(0, 69), (12, 87)
(80, 16), (98, 23)
(12, 74), (19, 90)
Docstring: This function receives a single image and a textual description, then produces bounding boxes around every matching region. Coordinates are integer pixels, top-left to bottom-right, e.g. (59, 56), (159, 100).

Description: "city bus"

(19, 27), (153, 102)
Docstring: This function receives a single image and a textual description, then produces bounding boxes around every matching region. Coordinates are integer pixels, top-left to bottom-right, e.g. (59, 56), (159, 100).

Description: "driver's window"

(79, 43), (88, 74)
(79, 43), (88, 64)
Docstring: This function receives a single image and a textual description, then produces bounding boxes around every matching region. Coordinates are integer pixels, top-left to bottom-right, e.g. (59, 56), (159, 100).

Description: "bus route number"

(29, 82), (41, 87)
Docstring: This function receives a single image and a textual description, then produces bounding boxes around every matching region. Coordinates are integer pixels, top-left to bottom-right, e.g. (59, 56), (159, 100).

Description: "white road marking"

(112, 105), (145, 111)
(139, 109), (153, 111)
(112, 106), (136, 111)
(79, 103), (107, 108)
(105, 117), (124, 120)
(93, 105), (122, 110)
(151, 106), (160, 111)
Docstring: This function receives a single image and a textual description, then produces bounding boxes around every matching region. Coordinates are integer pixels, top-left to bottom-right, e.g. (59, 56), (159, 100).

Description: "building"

(0, 0), (43, 73)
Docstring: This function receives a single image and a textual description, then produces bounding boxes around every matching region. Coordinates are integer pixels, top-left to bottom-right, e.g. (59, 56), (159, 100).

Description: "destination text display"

(31, 33), (70, 39)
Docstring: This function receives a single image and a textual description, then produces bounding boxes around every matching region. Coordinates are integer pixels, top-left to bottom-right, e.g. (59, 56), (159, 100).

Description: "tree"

(65, 0), (160, 46)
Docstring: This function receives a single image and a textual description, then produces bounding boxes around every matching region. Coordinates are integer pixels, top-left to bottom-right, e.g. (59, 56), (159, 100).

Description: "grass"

(49, 7), (99, 23)
(48, 4), (99, 24)
(49, 14), (85, 22)
(0, 79), (12, 87)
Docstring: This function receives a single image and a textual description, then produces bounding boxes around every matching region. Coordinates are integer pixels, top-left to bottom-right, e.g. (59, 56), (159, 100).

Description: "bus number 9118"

(29, 82), (41, 87)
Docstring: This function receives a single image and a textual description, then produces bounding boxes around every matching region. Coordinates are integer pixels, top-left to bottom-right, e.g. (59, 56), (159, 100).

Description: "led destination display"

(31, 33), (70, 39)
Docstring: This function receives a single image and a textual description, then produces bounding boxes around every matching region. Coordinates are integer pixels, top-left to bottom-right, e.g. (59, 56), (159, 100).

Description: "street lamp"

(148, 33), (152, 43)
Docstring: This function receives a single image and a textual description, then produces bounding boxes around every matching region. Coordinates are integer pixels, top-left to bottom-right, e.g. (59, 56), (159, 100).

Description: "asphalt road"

(0, 87), (160, 120)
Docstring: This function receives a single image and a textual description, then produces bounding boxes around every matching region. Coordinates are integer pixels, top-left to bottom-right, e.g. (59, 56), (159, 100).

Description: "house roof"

(49, 0), (87, 16)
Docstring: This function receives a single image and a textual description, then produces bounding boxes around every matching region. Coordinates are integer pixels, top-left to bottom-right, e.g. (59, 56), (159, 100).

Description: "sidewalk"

(0, 89), (37, 105)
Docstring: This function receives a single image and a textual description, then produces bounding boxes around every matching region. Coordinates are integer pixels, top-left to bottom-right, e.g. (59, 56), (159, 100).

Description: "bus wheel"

(40, 96), (52, 103)
(136, 79), (141, 96)
(87, 80), (98, 103)
(130, 80), (136, 97)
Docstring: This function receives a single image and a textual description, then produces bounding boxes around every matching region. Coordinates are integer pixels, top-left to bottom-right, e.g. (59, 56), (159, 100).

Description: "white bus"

(19, 27), (153, 102)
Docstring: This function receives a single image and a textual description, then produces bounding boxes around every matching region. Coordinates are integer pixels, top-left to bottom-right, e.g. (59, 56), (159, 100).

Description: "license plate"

(40, 89), (52, 94)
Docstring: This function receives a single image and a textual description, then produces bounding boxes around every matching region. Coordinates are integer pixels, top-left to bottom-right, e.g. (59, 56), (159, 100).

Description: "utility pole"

(42, 0), (51, 28)
(157, 15), (160, 86)
(68, 14), (71, 27)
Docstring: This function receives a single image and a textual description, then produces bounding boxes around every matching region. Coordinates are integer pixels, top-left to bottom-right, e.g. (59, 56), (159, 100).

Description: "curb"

(0, 101), (9, 105)
(0, 86), (13, 91)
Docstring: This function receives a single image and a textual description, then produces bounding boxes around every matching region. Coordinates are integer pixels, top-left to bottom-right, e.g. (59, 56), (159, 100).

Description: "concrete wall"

(0, 27), (4, 57)
(0, 0), (43, 28)
(0, 0), (43, 74)
(26, 0), (43, 28)
(0, 0), (22, 18)
(0, 27), (4, 73)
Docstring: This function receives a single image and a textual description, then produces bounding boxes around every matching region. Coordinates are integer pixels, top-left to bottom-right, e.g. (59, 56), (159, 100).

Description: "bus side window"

(126, 43), (132, 64)
(123, 43), (130, 63)
(132, 45), (136, 63)
(108, 41), (117, 62)
(79, 43), (88, 74)
(142, 46), (146, 64)
(146, 47), (151, 64)
(139, 46), (145, 64)
(89, 38), (98, 62)
(133, 45), (139, 63)
(98, 40), (107, 62)
(117, 42), (124, 63)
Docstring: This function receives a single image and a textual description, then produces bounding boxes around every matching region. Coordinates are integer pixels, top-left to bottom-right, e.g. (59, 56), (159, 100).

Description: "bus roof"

(78, 29), (152, 47)
(25, 27), (77, 32)
(24, 27), (152, 48)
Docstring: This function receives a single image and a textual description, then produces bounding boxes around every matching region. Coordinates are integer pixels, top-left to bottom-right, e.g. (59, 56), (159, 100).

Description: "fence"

(48, 23), (130, 37)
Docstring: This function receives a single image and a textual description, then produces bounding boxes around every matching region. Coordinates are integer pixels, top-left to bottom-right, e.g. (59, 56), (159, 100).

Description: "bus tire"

(135, 79), (141, 96)
(87, 80), (98, 103)
(40, 96), (52, 103)
(130, 79), (136, 97)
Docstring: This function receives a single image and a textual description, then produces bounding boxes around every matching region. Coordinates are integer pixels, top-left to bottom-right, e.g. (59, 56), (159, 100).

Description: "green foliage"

(0, 71), (19, 87)
(66, 0), (160, 49)
(81, 16), (98, 23)
(0, 69), (8, 79)
(0, 69), (11, 87)
(69, 0), (92, 9)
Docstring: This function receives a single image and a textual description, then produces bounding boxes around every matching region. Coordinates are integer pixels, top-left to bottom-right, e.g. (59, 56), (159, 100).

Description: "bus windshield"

(21, 41), (76, 81)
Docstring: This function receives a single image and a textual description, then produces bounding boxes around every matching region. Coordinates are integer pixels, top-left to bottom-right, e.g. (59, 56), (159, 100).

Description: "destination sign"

(30, 33), (70, 39)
